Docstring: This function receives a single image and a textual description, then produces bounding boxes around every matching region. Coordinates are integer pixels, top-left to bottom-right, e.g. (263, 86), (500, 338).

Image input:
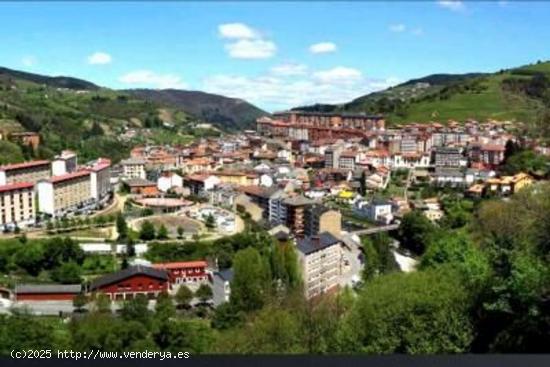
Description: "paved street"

(339, 233), (363, 288)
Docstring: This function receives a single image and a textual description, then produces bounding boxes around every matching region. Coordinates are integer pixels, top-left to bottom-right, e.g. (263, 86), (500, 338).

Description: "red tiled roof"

(0, 182), (34, 193)
(481, 144), (505, 152)
(0, 160), (50, 172)
(153, 261), (207, 270)
(50, 170), (90, 184)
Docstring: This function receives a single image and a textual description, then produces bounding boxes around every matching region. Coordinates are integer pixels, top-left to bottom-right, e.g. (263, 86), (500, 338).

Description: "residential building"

(37, 170), (92, 217)
(363, 198), (393, 224)
(0, 182), (36, 229)
(0, 160), (51, 186)
(212, 268), (233, 306)
(338, 151), (357, 170)
(304, 204), (342, 237)
(124, 178), (158, 196)
(157, 172), (183, 193)
(433, 146), (465, 167)
(121, 157), (147, 179)
(88, 158), (112, 201)
(296, 232), (343, 299)
(89, 265), (169, 301)
(283, 195), (314, 236)
(153, 261), (208, 286)
(51, 150), (78, 176)
(184, 174), (220, 196)
(9, 132), (40, 151)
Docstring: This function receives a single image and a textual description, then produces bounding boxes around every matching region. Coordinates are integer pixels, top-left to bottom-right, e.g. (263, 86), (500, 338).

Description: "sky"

(1, 1), (549, 112)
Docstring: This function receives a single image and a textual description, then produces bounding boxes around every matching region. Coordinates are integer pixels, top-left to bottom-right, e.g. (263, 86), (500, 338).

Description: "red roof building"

(153, 261), (208, 286)
(89, 265), (169, 301)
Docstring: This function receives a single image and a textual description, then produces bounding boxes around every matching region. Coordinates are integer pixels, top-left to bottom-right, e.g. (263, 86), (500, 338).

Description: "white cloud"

(88, 52), (112, 65)
(312, 67), (363, 85)
(21, 56), (36, 67)
(437, 1), (465, 12)
(218, 23), (258, 39)
(218, 23), (276, 59)
(225, 39), (277, 59)
(270, 63), (308, 76)
(202, 67), (400, 111)
(389, 24), (406, 33)
(309, 42), (337, 54)
(119, 70), (187, 89)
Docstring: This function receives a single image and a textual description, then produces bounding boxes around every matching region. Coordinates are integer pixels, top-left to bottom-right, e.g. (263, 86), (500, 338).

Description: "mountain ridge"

(0, 66), (267, 131)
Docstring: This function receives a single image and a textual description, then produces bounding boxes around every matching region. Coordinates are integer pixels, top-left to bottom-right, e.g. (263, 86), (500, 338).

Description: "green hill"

(296, 61), (550, 131)
(126, 89), (268, 132)
(0, 69), (198, 163)
(0, 66), (267, 164)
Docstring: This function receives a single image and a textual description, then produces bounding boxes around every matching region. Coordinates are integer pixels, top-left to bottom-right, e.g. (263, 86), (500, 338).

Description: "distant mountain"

(294, 62), (550, 128)
(0, 66), (99, 91)
(126, 89), (268, 131)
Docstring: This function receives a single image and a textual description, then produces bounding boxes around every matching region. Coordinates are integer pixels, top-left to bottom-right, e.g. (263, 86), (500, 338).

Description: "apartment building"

(297, 232), (343, 299)
(121, 157), (147, 179)
(37, 170), (92, 217)
(338, 151), (357, 170)
(89, 158), (112, 201)
(304, 204), (342, 237)
(272, 111), (385, 131)
(283, 195), (314, 236)
(0, 160), (51, 186)
(433, 146), (465, 167)
(51, 150), (78, 176)
(0, 182), (36, 229)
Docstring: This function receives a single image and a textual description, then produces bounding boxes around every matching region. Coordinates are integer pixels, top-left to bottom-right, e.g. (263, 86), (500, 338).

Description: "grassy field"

(388, 73), (543, 124)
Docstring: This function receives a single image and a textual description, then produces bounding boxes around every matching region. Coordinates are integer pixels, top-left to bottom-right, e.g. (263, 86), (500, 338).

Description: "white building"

(360, 199), (393, 224)
(89, 158), (112, 200)
(212, 268), (233, 306)
(51, 150), (78, 176)
(121, 157), (147, 180)
(296, 233), (343, 299)
(157, 172), (183, 193)
(0, 182), (36, 229)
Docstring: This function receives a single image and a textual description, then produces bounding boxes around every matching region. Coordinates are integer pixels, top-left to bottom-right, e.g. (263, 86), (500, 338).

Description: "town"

(0, 108), (548, 317)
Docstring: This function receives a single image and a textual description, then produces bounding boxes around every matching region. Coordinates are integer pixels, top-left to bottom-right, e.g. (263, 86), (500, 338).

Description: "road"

(338, 233), (364, 288)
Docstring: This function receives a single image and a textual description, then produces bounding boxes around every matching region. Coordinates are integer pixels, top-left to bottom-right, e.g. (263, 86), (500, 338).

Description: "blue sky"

(1, 1), (549, 111)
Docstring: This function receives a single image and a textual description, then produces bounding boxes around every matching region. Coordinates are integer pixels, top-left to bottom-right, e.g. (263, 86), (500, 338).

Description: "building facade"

(153, 261), (208, 286)
(37, 170), (92, 217)
(0, 160), (51, 186)
(296, 233), (343, 299)
(89, 265), (169, 301)
(0, 182), (36, 229)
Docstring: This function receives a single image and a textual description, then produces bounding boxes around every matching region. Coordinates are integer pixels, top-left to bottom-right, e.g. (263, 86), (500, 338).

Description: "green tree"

(139, 220), (156, 241)
(269, 242), (301, 290)
(195, 284), (213, 304)
(336, 269), (474, 354)
(397, 210), (437, 255)
(175, 285), (193, 309)
(73, 293), (89, 312)
(157, 224), (169, 240)
(14, 242), (45, 276)
(0, 140), (24, 165)
(93, 294), (112, 314)
(154, 292), (176, 321)
(52, 261), (82, 284)
(120, 294), (151, 326)
(177, 226), (184, 239)
(230, 247), (270, 312)
(205, 214), (215, 230)
(116, 213), (128, 240)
